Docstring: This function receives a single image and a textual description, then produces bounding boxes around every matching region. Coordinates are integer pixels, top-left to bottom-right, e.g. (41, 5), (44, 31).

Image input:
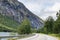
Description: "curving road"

(18, 34), (58, 40)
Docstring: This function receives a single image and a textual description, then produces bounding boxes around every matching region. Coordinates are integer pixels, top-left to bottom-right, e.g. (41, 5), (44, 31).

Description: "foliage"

(0, 14), (19, 32)
(49, 34), (60, 40)
(54, 10), (60, 33)
(41, 10), (60, 34)
(43, 16), (54, 34)
(17, 18), (31, 34)
(34, 16), (55, 33)
(8, 38), (17, 40)
(0, 14), (19, 28)
(0, 24), (16, 32)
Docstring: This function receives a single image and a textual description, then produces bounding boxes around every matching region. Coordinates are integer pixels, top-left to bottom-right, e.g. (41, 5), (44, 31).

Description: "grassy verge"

(0, 24), (16, 32)
(0, 24), (16, 30)
(40, 33), (60, 40)
(0, 14), (19, 29)
(49, 34), (60, 40)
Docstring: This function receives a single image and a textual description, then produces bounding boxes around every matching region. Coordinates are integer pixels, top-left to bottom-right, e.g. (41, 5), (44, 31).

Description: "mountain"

(0, 14), (19, 32)
(0, 0), (44, 29)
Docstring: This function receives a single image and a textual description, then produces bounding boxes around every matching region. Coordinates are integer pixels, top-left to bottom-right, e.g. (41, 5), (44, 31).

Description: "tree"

(44, 16), (54, 34)
(54, 10), (60, 33)
(17, 18), (31, 34)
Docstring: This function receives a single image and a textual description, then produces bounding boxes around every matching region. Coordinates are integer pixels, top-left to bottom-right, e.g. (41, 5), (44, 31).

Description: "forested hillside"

(0, 14), (19, 32)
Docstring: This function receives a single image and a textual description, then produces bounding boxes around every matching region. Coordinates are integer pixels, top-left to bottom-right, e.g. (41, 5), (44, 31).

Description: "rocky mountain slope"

(0, 0), (44, 29)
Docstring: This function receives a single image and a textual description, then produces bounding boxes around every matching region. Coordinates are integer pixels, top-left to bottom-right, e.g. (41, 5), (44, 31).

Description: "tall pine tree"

(17, 18), (31, 34)
(54, 10), (60, 33)
(44, 16), (54, 34)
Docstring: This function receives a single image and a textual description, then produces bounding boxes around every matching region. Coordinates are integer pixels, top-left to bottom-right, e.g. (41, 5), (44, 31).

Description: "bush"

(17, 18), (31, 34)
(8, 38), (17, 40)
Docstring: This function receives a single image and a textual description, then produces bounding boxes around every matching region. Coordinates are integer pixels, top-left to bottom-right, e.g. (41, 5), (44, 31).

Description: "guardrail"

(0, 34), (35, 40)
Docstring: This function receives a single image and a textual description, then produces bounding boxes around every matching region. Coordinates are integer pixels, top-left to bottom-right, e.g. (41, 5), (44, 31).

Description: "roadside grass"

(39, 33), (60, 40)
(49, 34), (60, 40)
(0, 24), (16, 31)
(0, 14), (20, 32)
(0, 14), (19, 29)
(8, 38), (17, 40)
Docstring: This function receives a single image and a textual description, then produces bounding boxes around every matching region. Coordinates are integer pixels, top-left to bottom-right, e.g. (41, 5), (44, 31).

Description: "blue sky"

(18, 0), (60, 20)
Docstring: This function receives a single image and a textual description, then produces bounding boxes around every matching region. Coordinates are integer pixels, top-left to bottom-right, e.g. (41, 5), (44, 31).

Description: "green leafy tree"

(44, 16), (54, 34)
(17, 18), (31, 34)
(54, 10), (60, 33)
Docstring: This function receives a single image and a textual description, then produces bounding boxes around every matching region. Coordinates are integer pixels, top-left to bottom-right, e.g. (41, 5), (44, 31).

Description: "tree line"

(38, 10), (60, 34)
(17, 10), (60, 34)
(12, 10), (60, 34)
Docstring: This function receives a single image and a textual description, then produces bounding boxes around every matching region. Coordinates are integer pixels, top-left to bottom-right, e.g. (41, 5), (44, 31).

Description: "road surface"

(18, 34), (58, 40)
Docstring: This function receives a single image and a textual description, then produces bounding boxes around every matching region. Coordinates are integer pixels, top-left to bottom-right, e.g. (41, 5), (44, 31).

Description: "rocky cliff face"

(0, 0), (44, 29)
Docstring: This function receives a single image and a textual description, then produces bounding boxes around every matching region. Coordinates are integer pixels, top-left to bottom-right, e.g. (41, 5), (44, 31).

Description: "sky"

(18, 0), (60, 20)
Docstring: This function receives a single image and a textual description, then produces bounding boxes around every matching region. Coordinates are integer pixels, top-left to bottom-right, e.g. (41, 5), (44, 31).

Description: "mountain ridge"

(0, 0), (44, 29)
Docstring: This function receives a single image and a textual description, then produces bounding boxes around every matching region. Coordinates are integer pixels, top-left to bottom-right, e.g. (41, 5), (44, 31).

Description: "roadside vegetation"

(0, 13), (32, 34)
(52, 34), (60, 38)
(0, 10), (60, 40)
(36, 10), (60, 39)
(0, 14), (19, 32)
(8, 38), (17, 40)
(49, 34), (60, 40)
(17, 18), (32, 34)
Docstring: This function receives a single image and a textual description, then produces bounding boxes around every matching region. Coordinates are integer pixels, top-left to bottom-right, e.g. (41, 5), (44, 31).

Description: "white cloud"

(43, 2), (60, 20)
(25, 3), (41, 12)
(45, 2), (60, 12)
(25, 3), (43, 16)
(18, 0), (60, 20)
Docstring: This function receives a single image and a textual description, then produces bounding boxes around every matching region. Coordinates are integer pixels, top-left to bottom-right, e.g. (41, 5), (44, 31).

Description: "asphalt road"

(18, 34), (58, 40)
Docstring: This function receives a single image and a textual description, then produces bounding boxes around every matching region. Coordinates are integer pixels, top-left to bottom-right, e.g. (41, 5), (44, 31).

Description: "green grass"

(49, 34), (60, 37)
(0, 14), (20, 28)
(7, 38), (17, 40)
(49, 34), (60, 40)
(0, 14), (20, 31)
(0, 24), (16, 31)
